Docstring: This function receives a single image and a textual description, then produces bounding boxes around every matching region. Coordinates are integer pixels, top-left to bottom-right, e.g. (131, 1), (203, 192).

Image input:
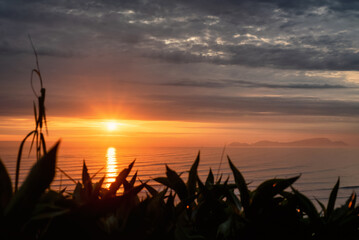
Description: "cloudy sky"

(1, 0), (359, 146)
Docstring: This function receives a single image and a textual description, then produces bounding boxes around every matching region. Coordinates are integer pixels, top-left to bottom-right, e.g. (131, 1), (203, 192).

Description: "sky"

(1, 0), (359, 147)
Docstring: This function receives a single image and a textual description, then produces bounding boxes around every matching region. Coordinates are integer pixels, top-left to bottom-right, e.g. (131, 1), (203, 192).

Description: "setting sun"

(106, 121), (118, 131)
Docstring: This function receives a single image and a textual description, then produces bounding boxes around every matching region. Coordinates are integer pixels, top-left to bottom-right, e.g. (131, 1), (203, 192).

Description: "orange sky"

(1, 114), (358, 147)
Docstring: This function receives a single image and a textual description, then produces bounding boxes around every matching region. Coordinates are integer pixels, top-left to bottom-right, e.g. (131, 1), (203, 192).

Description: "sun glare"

(106, 121), (118, 131)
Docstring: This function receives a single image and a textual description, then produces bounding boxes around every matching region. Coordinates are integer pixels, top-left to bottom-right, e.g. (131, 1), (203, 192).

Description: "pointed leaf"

(187, 152), (200, 197)
(129, 170), (138, 187)
(92, 176), (105, 198)
(82, 160), (92, 195)
(166, 165), (188, 201)
(73, 182), (84, 203)
(107, 160), (135, 196)
(197, 175), (205, 192)
(327, 178), (340, 217)
(0, 158), (12, 212)
(228, 156), (250, 216)
(124, 171), (138, 193)
(123, 183), (145, 197)
(90, 165), (105, 180)
(216, 174), (223, 185)
(5, 141), (60, 224)
(315, 198), (326, 216)
(346, 191), (356, 209)
(166, 192), (175, 208)
(205, 168), (214, 187)
(223, 176), (230, 185)
(123, 179), (131, 193)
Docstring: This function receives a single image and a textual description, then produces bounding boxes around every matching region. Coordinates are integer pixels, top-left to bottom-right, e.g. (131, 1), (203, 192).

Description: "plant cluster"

(0, 145), (358, 240)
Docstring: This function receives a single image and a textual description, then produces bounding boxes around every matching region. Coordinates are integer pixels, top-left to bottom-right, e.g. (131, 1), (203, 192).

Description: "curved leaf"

(251, 175), (300, 207)
(5, 141), (60, 224)
(15, 130), (36, 192)
(315, 198), (326, 216)
(291, 187), (320, 222)
(166, 165), (188, 202)
(92, 176), (105, 198)
(106, 159), (135, 197)
(187, 152), (200, 197)
(228, 156), (250, 216)
(327, 178), (340, 218)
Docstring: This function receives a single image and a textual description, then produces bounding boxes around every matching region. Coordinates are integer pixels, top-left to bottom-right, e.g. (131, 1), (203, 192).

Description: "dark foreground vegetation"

(1, 144), (359, 240)
(1, 42), (359, 240)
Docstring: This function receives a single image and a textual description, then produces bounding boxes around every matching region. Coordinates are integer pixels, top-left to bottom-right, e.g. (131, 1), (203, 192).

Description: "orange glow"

(0, 115), (357, 147)
(106, 147), (117, 188)
(106, 121), (118, 131)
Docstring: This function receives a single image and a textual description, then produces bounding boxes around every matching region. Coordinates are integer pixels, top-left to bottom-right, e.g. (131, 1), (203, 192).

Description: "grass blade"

(56, 167), (77, 184)
(216, 144), (226, 181)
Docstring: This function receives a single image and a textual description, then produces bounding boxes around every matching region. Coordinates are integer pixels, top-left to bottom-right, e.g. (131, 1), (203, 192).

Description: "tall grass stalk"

(15, 36), (48, 192)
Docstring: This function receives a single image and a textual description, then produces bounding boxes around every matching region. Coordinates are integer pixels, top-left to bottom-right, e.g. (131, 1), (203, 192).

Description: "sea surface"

(1, 142), (359, 206)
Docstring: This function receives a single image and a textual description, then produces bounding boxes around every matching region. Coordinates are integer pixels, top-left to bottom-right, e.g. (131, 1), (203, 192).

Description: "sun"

(106, 121), (118, 131)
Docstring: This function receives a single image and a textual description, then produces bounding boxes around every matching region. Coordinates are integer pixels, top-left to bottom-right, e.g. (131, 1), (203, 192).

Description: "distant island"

(228, 138), (348, 147)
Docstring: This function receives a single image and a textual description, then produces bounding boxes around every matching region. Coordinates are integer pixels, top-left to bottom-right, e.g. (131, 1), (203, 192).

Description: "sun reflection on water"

(106, 147), (117, 188)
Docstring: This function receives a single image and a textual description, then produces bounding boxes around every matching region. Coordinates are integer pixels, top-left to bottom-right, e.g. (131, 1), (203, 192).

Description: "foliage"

(1, 148), (359, 240)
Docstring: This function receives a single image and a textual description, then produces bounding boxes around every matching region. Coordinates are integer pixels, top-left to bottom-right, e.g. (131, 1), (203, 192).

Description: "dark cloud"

(1, 0), (358, 70)
(163, 79), (353, 89)
(142, 94), (359, 121)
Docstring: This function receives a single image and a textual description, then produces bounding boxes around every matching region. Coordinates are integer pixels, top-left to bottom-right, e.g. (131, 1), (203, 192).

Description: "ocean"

(1, 141), (359, 206)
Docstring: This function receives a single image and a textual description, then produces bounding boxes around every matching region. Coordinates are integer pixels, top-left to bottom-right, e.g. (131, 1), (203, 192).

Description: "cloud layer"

(1, 0), (359, 128)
